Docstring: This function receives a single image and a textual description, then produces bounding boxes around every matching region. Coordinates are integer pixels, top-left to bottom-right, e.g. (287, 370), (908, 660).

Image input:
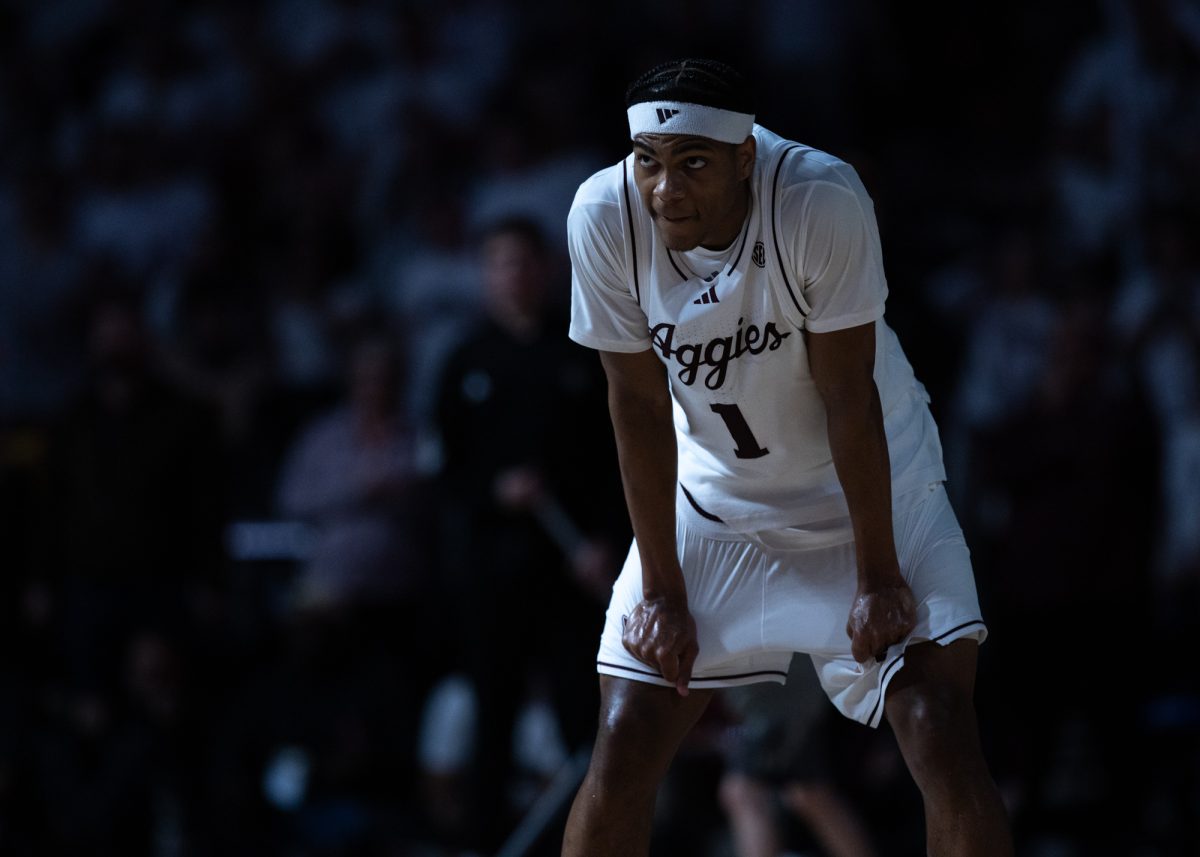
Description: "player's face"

(632, 133), (755, 252)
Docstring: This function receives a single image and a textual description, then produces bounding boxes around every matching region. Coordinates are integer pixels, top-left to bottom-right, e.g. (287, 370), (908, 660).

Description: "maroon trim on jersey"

(771, 145), (808, 319)
(622, 159), (641, 306)
(681, 483), (724, 523)
(666, 249), (689, 283)
(665, 212), (753, 284)
(728, 208), (753, 272)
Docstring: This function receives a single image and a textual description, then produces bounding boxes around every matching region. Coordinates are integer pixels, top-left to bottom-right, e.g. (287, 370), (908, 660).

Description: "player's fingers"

(622, 627), (655, 668)
(875, 613), (913, 663)
(849, 628), (868, 662)
(876, 619), (908, 663)
(620, 621), (637, 649)
(850, 630), (872, 664)
(896, 590), (917, 627)
(657, 647), (680, 686)
(676, 641), (698, 697)
(624, 643), (651, 669)
(887, 605), (916, 645)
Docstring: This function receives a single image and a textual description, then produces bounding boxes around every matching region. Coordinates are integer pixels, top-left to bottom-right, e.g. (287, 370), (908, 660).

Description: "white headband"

(627, 101), (754, 144)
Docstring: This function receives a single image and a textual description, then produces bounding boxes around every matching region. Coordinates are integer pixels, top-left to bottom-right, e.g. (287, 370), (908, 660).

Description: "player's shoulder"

(752, 125), (863, 197)
(568, 159), (629, 243)
(571, 159), (627, 212)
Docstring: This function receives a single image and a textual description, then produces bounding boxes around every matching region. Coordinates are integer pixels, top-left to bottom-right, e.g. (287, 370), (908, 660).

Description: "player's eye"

(685, 157), (707, 169)
(636, 153), (657, 168)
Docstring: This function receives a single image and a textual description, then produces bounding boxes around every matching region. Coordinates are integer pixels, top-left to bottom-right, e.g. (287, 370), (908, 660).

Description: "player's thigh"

(591, 675), (715, 782)
(888, 637), (977, 700)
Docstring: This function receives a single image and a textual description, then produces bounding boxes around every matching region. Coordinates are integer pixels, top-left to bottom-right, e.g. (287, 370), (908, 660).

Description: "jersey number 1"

(709, 403), (769, 459)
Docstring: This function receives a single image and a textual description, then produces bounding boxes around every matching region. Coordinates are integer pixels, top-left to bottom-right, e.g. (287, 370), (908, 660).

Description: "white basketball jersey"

(568, 125), (946, 535)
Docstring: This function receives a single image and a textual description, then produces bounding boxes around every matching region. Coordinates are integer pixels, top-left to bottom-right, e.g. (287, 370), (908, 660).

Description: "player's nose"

(654, 169), (686, 202)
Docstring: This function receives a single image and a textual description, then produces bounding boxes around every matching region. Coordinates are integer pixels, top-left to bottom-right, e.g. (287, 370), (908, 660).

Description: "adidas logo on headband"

(629, 101), (754, 144)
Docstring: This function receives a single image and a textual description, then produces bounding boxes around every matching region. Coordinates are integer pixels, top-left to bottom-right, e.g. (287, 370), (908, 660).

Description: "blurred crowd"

(1, 1), (1198, 855)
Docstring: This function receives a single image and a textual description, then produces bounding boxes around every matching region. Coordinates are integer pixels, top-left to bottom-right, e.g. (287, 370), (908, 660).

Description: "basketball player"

(562, 59), (1013, 856)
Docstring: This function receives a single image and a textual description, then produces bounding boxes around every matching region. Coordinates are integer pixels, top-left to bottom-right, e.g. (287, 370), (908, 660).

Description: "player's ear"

(734, 136), (756, 180)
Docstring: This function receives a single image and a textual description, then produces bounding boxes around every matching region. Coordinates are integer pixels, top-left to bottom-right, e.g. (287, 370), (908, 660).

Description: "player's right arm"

(598, 348), (698, 696)
(567, 170), (697, 695)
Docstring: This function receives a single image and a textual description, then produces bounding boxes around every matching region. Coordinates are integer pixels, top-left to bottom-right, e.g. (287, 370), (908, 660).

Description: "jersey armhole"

(770, 146), (813, 327)
(621, 158), (643, 308)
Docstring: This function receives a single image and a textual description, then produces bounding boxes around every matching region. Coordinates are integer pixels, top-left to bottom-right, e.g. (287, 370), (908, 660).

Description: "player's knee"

(889, 683), (974, 772)
(589, 692), (672, 782)
(595, 692), (652, 748)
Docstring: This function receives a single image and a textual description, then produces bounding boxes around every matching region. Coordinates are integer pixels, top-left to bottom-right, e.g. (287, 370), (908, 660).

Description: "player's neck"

(699, 183), (750, 252)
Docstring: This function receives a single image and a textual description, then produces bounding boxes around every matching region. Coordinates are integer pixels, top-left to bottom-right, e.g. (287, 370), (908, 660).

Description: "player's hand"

(846, 579), (917, 664)
(622, 596), (699, 697)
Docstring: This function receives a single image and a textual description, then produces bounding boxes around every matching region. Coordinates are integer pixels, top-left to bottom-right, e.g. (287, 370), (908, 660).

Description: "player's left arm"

(807, 322), (916, 663)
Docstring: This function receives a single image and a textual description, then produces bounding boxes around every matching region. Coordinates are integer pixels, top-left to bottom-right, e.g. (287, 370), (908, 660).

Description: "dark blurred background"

(1, 1), (1198, 855)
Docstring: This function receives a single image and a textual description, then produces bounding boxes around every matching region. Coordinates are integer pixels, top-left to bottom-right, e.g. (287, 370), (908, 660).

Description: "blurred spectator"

(276, 333), (430, 615)
(269, 331), (443, 851)
(381, 181), (481, 426)
(718, 658), (879, 857)
(432, 216), (624, 851)
(206, 607), (414, 856)
(971, 297), (1158, 853)
(0, 167), (82, 418)
(0, 1), (1195, 852)
(160, 274), (273, 444)
(1114, 208), (1200, 591)
(466, 93), (605, 253)
(749, 0), (866, 147)
(158, 273), (283, 517)
(943, 229), (1059, 513)
(120, 629), (213, 855)
(1051, 0), (1200, 268)
(32, 288), (226, 692)
(30, 685), (157, 857)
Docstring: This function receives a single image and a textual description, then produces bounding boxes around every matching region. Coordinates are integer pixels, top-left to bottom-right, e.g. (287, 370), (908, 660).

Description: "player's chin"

(656, 221), (702, 251)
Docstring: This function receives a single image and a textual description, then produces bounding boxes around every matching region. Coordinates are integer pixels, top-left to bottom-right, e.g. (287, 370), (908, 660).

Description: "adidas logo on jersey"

(656, 108), (680, 124)
(693, 284), (719, 305)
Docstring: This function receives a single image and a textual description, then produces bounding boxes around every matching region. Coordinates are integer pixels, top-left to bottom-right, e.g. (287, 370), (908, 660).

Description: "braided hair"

(624, 59), (755, 114)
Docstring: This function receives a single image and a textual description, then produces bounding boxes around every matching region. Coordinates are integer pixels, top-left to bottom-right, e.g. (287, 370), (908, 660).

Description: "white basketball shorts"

(596, 482), (987, 727)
